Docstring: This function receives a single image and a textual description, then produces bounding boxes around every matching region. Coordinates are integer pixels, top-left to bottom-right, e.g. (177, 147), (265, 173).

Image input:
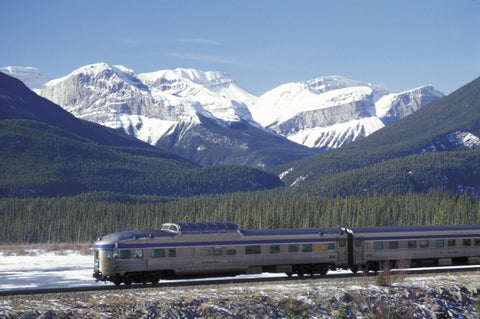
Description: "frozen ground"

(0, 249), (102, 291)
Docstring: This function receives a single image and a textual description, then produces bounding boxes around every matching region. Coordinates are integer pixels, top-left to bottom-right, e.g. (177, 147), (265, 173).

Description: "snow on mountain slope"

(40, 63), (260, 149)
(0, 66), (49, 90)
(41, 63), (161, 128)
(35, 63), (444, 165)
(422, 131), (480, 153)
(376, 85), (445, 125)
(137, 68), (257, 125)
(288, 117), (385, 149)
(249, 76), (442, 149)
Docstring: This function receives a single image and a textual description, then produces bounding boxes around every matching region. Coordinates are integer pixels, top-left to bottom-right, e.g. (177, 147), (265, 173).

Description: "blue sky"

(1, 0), (479, 95)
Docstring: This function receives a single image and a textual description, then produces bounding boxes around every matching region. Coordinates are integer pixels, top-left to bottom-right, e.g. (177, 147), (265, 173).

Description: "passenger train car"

(346, 225), (480, 273)
(93, 222), (480, 286)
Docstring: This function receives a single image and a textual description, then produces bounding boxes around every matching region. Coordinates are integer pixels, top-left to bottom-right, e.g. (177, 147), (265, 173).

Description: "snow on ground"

(0, 249), (101, 291)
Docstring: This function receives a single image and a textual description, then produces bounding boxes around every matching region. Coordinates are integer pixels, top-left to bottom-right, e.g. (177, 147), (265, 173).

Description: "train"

(93, 222), (480, 286)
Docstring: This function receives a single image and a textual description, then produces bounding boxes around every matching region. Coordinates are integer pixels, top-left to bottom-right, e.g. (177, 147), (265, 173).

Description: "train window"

(269, 245), (280, 253)
(120, 250), (131, 259)
(420, 240), (429, 248)
(448, 239), (456, 247)
(246, 245), (261, 254)
(374, 242), (383, 250)
(408, 241), (417, 248)
(106, 250), (119, 259)
(169, 248), (176, 257)
(133, 249), (143, 259)
(435, 240), (444, 248)
(94, 250), (99, 259)
(200, 248), (212, 256)
(355, 239), (363, 247)
(339, 239), (346, 247)
(475, 239), (480, 246)
(463, 239), (472, 247)
(302, 244), (313, 252)
(288, 245), (298, 253)
(328, 243), (335, 250)
(226, 249), (236, 255)
(152, 249), (165, 258)
(213, 248), (222, 256)
(389, 241), (399, 249)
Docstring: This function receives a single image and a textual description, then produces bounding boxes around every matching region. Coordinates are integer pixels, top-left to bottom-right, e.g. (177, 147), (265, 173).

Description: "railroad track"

(1, 265), (479, 297)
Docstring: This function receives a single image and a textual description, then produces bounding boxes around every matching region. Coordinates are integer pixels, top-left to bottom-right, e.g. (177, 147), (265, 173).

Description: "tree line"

(1, 190), (479, 244)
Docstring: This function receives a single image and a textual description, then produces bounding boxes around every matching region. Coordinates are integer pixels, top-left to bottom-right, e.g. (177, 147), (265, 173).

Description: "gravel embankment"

(2, 272), (480, 318)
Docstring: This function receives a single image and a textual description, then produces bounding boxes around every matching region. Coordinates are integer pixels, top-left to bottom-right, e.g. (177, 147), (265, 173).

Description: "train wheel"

(113, 278), (122, 286)
(319, 266), (328, 276)
(124, 276), (133, 286)
(151, 275), (160, 284)
(350, 266), (359, 274)
(286, 272), (293, 277)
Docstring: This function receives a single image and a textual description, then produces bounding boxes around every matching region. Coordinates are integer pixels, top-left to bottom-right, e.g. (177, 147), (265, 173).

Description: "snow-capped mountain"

(40, 63), (258, 139)
(0, 66), (49, 90)
(137, 68), (258, 125)
(38, 63), (318, 169)
(249, 76), (444, 149)
(29, 63), (444, 168)
(376, 85), (445, 125)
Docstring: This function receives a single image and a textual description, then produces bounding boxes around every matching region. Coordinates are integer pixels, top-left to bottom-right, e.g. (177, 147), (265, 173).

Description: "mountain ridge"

(37, 63), (320, 169)
(0, 71), (284, 197)
(0, 66), (49, 90)
(274, 75), (480, 190)
(3, 63), (445, 169)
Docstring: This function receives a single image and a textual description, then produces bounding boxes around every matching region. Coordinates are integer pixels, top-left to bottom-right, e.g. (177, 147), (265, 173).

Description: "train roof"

(348, 224), (480, 234)
(95, 230), (173, 245)
(160, 222), (240, 234)
(95, 223), (345, 246)
(241, 227), (344, 237)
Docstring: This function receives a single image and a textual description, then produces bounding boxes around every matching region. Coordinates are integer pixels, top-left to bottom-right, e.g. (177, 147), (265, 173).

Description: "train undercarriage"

(94, 262), (337, 286)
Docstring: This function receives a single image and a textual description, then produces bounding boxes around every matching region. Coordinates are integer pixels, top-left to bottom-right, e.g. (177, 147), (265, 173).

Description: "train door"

(337, 236), (348, 267)
(353, 236), (365, 267)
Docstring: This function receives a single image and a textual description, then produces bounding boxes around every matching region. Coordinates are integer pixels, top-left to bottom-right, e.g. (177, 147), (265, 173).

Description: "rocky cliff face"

(250, 77), (444, 149)
(376, 85), (445, 125)
(39, 64), (159, 126)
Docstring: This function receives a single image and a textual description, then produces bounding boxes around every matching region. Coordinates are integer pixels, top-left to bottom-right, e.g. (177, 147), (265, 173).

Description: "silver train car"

(346, 225), (480, 273)
(93, 222), (480, 286)
(93, 222), (348, 285)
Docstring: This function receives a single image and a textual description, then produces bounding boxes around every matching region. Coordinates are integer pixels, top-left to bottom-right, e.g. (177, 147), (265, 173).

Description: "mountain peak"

(249, 76), (378, 128)
(306, 75), (366, 93)
(0, 66), (49, 90)
(249, 76), (443, 149)
(375, 85), (445, 125)
(138, 67), (237, 92)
